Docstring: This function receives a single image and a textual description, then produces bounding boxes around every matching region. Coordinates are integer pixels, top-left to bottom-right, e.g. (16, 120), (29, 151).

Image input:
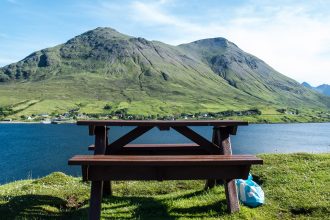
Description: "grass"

(0, 153), (329, 219)
(1, 86), (330, 122)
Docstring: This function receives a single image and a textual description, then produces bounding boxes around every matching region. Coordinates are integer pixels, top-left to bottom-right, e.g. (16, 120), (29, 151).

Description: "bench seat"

(69, 155), (262, 181)
(88, 143), (214, 155)
(88, 143), (200, 150)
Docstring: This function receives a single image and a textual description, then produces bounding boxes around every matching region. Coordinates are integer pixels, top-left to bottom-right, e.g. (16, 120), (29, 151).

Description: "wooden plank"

(85, 165), (251, 181)
(172, 126), (221, 154)
(88, 143), (200, 151)
(89, 125), (95, 136)
(94, 126), (107, 155)
(126, 143), (199, 148)
(68, 155), (263, 166)
(157, 126), (170, 130)
(106, 126), (153, 154)
(77, 120), (248, 127)
(88, 144), (95, 151)
(82, 165), (88, 182)
(217, 127), (233, 155)
(229, 126), (238, 135)
(111, 148), (209, 155)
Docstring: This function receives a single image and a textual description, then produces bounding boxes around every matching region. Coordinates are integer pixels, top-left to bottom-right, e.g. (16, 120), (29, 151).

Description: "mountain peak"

(69, 27), (130, 44)
(182, 37), (237, 49)
(89, 27), (125, 36)
(316, 84), (330, 96)
(302, 82), (330, 96)
(302, 82), (312, 88)
(192, 37), (229, 45)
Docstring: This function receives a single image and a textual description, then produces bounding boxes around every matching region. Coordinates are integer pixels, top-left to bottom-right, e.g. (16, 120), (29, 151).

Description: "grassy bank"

(0, 153), (329, 219)
(1, 96), (330, 123)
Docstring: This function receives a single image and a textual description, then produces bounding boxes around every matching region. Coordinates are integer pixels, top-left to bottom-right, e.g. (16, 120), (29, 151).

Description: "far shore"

(0, 121), (75, 124)
(1, 119), (330, 125)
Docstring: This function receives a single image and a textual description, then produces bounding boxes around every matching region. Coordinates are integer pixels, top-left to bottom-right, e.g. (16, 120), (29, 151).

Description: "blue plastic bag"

(236, 174), (264, 207)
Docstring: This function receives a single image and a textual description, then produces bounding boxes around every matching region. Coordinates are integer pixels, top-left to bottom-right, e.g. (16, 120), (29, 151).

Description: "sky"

(0, 0), (329, 86)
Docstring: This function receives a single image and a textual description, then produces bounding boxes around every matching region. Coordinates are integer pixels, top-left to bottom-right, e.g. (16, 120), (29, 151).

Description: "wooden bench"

(75, 120), (256, 220)
(88, 143), (209, 155)
(69, 154), (263, 220)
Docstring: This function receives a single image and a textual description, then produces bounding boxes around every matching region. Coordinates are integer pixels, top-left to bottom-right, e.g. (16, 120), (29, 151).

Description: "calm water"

(0, 123), (329, 184)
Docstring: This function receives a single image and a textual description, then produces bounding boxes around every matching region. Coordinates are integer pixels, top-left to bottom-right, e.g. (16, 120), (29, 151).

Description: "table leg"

(103, 181), (112, 196)
(216, 126), (240, 213)
(204, 179), (216, 189)
(205, 127), (222, 189)
(224, 179), (240, 213)
(94, 126), (107, 155)
(103, 127), (112, 196)
(89, 181), (103, 220)
(90, 126), (107, 218)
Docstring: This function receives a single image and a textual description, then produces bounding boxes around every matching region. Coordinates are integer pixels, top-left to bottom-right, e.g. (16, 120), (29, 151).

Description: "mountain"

(302, 82), (330, 96)
(301, 82), (313, 89)
(0, 27), (329, 117)
(315, 84), (330, 96)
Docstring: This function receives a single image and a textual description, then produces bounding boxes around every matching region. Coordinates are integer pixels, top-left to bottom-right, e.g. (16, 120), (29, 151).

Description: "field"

(1, 80), (330, 123)
(0, 153), (329, 219)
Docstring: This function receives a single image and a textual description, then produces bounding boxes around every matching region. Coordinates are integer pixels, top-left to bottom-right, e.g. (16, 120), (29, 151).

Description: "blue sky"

(1, 0), (330, 85)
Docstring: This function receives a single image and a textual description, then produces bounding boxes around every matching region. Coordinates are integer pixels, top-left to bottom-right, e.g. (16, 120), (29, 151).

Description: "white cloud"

(3, 0), (329, 85)
(127, 0), (330, 85)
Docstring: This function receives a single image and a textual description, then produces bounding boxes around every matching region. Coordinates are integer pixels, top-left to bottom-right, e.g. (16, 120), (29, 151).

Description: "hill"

(0, 27), (329, 121)
(302, 82), (330, 96)
(315, 84), (330, 96)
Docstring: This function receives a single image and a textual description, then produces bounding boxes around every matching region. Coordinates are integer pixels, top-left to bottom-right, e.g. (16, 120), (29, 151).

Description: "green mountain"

(0, 27), (329, 120)
(302, 82), (330, 96)
(315, 84), (330, 96)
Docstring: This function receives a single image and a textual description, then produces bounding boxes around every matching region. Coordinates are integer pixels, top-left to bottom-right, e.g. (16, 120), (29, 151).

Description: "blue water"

(0, 123), (329, 184)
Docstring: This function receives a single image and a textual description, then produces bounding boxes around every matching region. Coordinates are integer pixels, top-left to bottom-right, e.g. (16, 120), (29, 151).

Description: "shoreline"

(1, 120), (330, 125)
(0, 121), (75, 124)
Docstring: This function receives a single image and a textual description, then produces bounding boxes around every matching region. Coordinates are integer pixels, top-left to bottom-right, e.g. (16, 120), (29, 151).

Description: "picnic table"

(69, 120), (263, 220)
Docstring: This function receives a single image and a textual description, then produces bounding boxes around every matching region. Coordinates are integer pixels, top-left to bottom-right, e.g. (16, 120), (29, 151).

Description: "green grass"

(0, 153), (329, 219)
(1, 86), (330, 122)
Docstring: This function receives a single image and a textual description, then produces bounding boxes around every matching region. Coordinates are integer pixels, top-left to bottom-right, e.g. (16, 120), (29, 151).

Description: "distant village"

(0, 106), (263, 123)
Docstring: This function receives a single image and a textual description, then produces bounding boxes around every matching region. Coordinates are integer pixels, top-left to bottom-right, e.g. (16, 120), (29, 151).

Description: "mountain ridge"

(302, 82), (330, 96)
(0, 27), (329, 119)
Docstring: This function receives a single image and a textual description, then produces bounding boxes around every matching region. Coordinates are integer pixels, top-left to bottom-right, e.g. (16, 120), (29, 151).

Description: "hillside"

(302, 82), (330, 96)
(0, 27), (329, 120)
(0, 154), (329, 219)
(315, 84), (330, 96)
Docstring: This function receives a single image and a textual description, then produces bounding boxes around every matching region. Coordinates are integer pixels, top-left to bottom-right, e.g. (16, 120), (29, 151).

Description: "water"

(0, 123), (329, 184)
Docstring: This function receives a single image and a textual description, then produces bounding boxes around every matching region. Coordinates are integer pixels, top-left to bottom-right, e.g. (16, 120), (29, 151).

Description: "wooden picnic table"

(71, 120), (262, 220)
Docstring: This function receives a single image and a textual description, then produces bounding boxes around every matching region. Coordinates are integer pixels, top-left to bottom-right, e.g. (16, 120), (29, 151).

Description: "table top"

(77, 120), (248, 127)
